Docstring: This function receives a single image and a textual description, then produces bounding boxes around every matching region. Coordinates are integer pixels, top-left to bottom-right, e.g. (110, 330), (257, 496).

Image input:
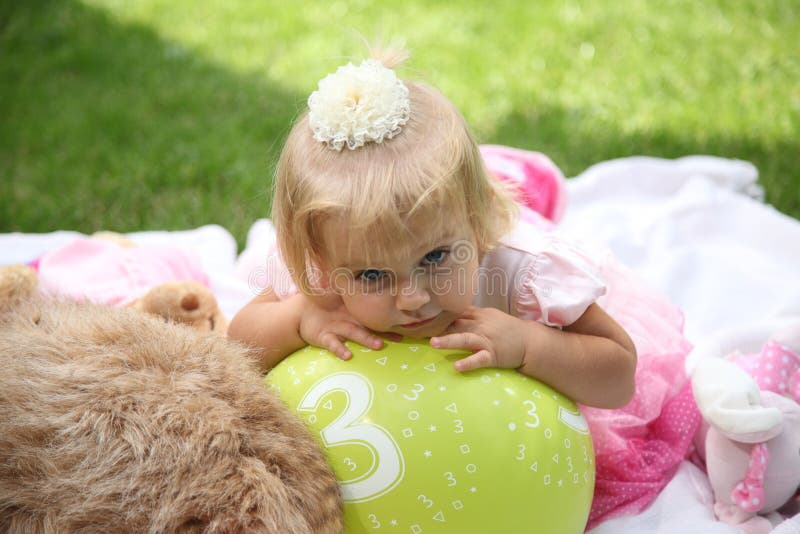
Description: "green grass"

(2, 0), (798, 248)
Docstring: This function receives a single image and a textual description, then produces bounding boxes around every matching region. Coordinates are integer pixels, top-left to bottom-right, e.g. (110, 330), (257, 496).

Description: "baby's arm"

(228, 288), (388, 373)
(522, 304), (636, 408)
(431, 304), (637, 409)
(228, 289), (308, 372)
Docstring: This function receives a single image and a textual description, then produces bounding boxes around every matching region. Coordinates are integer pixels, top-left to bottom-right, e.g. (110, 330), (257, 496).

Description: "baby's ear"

(308, 256), (341, 292)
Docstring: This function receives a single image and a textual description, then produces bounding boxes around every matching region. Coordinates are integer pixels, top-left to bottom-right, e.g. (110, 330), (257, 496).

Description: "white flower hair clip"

(307, 59), (410, 151)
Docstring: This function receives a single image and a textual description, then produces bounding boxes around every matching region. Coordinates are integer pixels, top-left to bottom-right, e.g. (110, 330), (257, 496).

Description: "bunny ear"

(715, 415), (784, 443)
(692, 358), (784, 439)
(713, 390), (799, 444)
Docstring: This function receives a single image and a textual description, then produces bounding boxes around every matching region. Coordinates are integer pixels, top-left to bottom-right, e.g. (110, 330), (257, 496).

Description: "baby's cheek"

(452, 260), (479, 304)
(444, 277), (477, 312)
(343, 296), (392, 331)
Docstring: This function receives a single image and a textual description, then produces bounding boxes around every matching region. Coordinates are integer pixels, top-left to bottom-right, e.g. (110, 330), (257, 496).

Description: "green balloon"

(266, 339), (594, 533)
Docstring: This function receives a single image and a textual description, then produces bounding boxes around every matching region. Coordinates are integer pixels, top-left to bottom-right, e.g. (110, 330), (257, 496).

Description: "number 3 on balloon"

(297, 372), (405, 503)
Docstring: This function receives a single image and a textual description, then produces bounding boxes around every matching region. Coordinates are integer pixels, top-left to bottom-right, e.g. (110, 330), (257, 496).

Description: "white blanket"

(3, 155), (799, 532)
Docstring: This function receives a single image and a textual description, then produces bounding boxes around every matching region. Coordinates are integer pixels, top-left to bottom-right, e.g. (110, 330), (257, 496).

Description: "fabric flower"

(308, 59), (410, 151)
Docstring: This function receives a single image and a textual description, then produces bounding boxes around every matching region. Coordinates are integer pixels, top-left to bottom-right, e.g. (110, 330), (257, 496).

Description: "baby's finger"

(329, 321), (384, 351)
(453, 350), (495, 372)
(457, 307), (480, 320)
(430, 332), (486, 352)
(318, 330), (352, 360)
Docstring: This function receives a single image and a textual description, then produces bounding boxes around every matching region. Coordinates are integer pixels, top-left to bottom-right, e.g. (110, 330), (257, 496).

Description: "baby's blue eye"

(421, 249), (449, 266)
(357, 269), (386, 282)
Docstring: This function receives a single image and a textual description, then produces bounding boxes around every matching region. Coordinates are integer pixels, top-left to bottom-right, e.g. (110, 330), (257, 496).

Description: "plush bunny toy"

(688, 319), (800, 533)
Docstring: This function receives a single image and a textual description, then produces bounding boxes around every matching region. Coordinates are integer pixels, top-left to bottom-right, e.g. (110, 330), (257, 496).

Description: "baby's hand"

(297, 294), (400, 360)
(430, 307), (530, 372)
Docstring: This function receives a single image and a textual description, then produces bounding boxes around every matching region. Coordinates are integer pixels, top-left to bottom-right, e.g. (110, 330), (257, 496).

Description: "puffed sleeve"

(508, 233), (606, 327)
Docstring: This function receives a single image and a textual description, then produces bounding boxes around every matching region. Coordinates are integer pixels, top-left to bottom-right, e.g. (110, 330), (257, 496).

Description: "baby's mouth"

(400, 313), (440, 329)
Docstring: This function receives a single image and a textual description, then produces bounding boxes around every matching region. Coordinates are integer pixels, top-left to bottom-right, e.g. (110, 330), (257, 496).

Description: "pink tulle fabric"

(37, 237), (209, 306)
(581, 252), (700, 528)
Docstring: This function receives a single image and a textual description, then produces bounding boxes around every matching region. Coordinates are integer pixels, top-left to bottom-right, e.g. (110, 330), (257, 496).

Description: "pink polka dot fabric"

(732, 340), (800, 402)
(730, 443), (770, 513)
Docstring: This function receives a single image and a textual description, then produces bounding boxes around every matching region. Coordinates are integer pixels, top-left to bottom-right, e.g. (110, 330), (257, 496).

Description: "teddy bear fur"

(0, 296), (342, 533)
(0, 264), (37, 308)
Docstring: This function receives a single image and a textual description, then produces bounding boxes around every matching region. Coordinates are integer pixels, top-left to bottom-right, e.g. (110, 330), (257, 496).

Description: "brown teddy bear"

(0, 264), (228, 334)
(133, 280), (229, 334)
(0, 296), (343, 532)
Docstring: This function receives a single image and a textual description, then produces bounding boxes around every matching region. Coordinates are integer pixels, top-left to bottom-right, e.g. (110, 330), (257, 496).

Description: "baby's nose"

(396, 279), (431, 311)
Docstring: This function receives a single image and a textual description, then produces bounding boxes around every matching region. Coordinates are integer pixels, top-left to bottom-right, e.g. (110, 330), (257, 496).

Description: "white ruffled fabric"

(496, 221), (607, 327)
(307, 59), (410, 151)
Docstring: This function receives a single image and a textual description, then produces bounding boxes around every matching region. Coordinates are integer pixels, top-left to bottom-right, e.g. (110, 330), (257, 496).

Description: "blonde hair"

(272, 49), (518, 293)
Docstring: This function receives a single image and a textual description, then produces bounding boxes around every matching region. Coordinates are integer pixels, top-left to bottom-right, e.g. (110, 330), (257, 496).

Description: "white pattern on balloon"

(297, 372), (405, 503)
(558, 406), (590, 434)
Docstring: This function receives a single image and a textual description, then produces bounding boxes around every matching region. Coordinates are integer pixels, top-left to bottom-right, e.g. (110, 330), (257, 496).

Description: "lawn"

(2, 0), (798, 248)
